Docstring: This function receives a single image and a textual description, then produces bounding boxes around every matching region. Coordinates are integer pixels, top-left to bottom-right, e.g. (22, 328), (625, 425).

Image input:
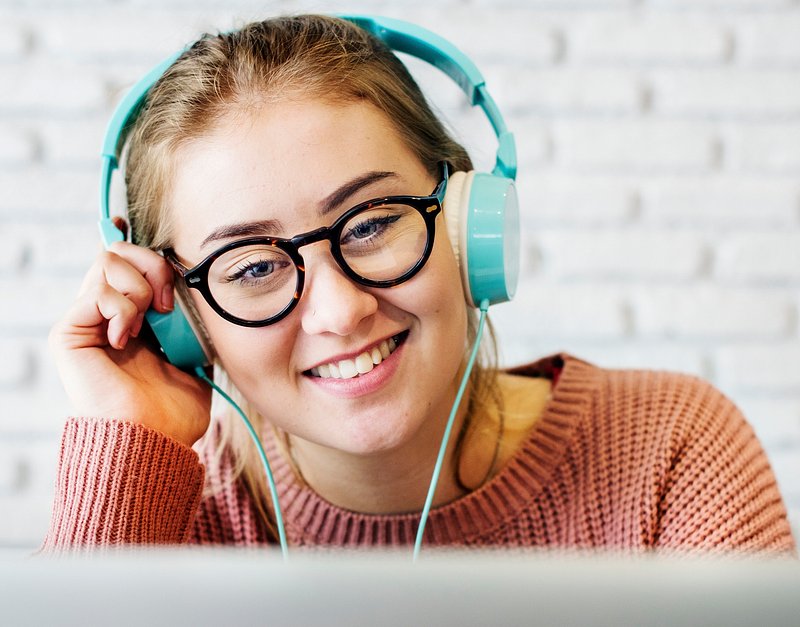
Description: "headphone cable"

(195, 297), (490, 563)
(413, 298), (490, 561)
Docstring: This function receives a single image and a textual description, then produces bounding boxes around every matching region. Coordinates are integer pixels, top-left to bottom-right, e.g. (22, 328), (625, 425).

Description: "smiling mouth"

(306, 331), (408, 380)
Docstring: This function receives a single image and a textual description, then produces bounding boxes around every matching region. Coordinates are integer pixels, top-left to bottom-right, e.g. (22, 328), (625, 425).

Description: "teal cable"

(195, 367), (289, 561)
(413, 299), (490, 562)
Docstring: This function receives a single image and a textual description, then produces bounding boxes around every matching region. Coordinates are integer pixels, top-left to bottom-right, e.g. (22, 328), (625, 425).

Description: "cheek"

(416, 230), (469, 345)
(189, 293), (293, 385)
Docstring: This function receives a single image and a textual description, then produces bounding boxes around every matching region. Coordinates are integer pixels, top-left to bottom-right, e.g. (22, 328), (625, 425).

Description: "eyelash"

(342, 214), (401, 243)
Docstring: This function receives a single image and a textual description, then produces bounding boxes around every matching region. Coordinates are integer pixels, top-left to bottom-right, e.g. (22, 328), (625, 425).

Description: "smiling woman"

(44, 14), (795, 556)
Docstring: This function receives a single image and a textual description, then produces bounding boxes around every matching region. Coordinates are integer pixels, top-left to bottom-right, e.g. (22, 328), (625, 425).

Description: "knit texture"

(43, 355), (796, 554)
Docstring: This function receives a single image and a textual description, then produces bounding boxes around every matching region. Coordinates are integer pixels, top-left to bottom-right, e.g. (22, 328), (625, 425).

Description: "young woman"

(45, 15), (795, 554)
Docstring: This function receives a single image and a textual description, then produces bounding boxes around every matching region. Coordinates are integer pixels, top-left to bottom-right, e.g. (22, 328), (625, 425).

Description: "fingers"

(63, 282), (141, 350)
(81, 242), (175, 315)
(62, 243), (177, 351)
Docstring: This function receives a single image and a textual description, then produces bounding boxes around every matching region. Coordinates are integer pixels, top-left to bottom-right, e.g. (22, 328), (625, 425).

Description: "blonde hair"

(124, 15), (499, 540)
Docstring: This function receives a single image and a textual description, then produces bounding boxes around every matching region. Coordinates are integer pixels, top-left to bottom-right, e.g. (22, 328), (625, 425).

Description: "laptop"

(2, 548), (798, 626)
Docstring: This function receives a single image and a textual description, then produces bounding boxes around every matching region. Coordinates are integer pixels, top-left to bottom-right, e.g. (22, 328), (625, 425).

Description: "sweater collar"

(266, 354), (599, 547)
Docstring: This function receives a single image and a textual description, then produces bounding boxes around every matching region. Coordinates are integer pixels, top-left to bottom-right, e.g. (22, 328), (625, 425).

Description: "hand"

(49, 241), (211, 448)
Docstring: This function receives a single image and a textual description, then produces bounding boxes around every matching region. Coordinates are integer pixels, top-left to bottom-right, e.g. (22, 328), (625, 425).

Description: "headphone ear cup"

(144, 291), (212, 371)
(443, 170), (475, 307)
(443, 170), (520, 308)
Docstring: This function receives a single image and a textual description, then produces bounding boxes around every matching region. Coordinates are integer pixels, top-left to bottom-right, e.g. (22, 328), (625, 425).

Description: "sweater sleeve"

(41, 417), (205, 551)
(655, 380), (796, 555)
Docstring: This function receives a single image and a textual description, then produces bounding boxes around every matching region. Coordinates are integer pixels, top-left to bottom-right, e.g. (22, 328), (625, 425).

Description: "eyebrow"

(318, 170), (397, 216)
(199, 170), (398, 249)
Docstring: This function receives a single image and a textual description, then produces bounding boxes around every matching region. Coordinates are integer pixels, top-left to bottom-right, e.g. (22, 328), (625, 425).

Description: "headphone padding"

(442, 170), (475, 306)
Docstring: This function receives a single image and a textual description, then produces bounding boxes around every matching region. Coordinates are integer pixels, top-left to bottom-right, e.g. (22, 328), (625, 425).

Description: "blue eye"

(342, 213), (401, 244)
(227, 259), (278, 284)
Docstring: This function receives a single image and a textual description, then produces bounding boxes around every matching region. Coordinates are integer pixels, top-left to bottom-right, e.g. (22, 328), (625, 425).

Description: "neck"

(286, 390), (470, 515)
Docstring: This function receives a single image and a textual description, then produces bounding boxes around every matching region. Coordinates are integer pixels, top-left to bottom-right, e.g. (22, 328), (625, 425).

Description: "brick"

(632, 286), (793, 340)
(516, 173), (637, 228)
(0, 493), (53, 547)
(716, 233), (800, 282)
(652, 70), (800, 117)
(570, 15), (729, 65)
(40, 119), (107, 166)
(738, 15), (800, 64)
(538, 230), (707, 280)
(0, 63), (106, 114)
(641, 177), (799, 228)
(735, 398), (800, 448)
(715, 344), (800, 394)
(0, 439), (58, 496)
(413, 9), (560, 65)
(490, 68), (642, 115)
(555, 121), (717, 174)
(0, 341), (34, 389)
(0, 16), (29, 60)
(30, 223), (102, 276)
(0, 124), (36, 166)
(561, 343), (708, 378)
(0, 226), (30, 275)
(0, 169), (96, 215)
(728, 125), (800, 173)
(769, 450), (800, 500)
(0, 337), (71, 416)
(0, 276), (82, 329)
(37, 11), (204, 62)
(491, 281), (628, 343)
(452, 116), (550, 172)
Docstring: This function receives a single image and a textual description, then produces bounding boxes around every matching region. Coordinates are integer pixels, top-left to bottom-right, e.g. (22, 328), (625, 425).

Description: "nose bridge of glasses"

(291, 225), (335, 251)
(290, 224), (345, 276)
(292, 225), (331, 267)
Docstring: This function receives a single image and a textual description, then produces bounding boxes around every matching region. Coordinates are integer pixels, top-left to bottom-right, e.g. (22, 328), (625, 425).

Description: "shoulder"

(510, 353), (753, 459)
(590, 359), (747, 446)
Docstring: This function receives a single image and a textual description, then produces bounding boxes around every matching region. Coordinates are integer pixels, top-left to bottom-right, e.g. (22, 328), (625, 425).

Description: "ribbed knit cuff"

(41, 417), (205, 551)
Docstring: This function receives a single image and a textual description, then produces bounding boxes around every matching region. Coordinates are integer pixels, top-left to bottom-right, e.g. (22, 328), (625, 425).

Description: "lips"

(307, 331), (408, 379)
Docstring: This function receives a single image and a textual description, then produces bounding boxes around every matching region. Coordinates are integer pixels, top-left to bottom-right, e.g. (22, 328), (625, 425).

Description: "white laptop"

(2, 548), (799, 626)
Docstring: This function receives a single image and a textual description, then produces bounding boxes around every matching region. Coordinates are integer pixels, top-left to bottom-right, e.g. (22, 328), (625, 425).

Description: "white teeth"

(311, 335), (402, 379)
(338, 359), (357, 379)
(356, 353), (374, 374)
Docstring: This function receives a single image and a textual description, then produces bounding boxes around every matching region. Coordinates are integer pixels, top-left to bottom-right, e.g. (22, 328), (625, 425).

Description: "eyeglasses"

(165, 163), (448, 327)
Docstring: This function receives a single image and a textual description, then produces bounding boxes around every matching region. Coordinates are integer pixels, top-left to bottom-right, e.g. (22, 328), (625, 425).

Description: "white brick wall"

(2, 0), (800, 548)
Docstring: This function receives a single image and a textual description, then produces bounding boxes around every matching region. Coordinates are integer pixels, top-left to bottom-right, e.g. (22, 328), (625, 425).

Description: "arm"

(41, 418), (205, 551)
(656, 381), (796, 555)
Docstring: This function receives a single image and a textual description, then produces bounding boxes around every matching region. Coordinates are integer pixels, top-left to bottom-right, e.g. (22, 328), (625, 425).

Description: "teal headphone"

(98, 14), (520, 371)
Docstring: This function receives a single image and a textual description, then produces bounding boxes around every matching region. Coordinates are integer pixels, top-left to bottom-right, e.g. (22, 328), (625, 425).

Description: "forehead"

(167, 99), (426, 254)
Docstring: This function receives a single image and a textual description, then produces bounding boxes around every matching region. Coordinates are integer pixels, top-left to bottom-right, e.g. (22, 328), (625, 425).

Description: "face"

(169, 99), (469, 459)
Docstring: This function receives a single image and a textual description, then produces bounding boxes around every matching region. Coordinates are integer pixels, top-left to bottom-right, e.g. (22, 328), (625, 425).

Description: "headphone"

(98, 15), (520, 371)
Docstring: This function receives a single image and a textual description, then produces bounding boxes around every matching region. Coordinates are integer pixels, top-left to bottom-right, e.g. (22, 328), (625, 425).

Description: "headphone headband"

(97, 14), (520, 370)
(98, 15), (516, 245)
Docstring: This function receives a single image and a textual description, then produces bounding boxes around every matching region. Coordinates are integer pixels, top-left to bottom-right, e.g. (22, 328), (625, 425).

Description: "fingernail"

(131, 313), (144, 338)
(162, 284), (174, 311)
(118, 332), (129, 349)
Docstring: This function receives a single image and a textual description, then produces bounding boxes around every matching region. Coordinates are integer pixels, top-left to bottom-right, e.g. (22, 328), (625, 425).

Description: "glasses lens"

(340, 203), (429, 282)
(208, 244), (298, 322)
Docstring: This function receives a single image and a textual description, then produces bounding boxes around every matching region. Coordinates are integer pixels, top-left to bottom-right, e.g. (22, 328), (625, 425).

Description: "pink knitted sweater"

(43, 354), (796, 553)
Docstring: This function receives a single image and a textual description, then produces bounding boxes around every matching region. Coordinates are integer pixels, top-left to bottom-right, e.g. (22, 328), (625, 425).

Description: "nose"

(299, 248), (379, 337)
